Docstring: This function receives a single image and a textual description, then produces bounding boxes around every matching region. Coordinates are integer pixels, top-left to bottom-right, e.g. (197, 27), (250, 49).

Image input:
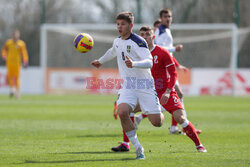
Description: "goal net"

(41, 23), (243, 95)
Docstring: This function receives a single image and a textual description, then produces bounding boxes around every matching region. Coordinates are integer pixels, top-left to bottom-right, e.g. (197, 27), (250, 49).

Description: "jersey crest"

(127, 45), (131, 53)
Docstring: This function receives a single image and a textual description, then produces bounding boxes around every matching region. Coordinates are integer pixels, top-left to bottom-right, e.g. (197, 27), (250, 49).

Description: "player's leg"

(137, 90), (164, 127)
(132, 103), (146, 129)
(164, 91), (206, 152)
(116, 91), (144, 159)
(134, 113), (147, 129)
(175, 82), (202, 134)
(173, 109), (206, 152)
(133, 90), (162, 159)
(168, 82), (183, 133)
(170, 115), (180, 134)
(118, 103), (144, 159)
(147, 113), (164, 127)
(113, 101), (118, 119)
(134, 103), (167, 129)
(7, 66), (15, 98)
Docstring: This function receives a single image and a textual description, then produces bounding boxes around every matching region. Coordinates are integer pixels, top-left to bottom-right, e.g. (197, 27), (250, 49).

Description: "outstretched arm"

(162, 44), (183, 53)
(91, 47), (116, 68)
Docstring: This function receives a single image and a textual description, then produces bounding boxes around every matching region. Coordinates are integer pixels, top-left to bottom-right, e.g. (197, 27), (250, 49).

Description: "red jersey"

(151, 45), (183, 114)
(151, 45), (177, 94)
(172, 56), (180, 67)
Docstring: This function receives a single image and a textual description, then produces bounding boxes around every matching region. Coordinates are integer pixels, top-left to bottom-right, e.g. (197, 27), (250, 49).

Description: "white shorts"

(117, 89), (161, 115)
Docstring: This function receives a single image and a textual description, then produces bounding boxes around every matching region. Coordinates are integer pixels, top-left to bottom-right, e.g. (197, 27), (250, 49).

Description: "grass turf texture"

(0, 95), (249, 167)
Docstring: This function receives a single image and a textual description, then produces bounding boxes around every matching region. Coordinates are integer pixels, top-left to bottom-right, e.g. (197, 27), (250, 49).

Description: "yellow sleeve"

(1, 41), (8, 59)
(20, 41), (29, 63)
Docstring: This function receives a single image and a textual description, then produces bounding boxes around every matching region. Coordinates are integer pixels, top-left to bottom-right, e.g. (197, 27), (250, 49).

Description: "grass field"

(0, 94), (249, 167)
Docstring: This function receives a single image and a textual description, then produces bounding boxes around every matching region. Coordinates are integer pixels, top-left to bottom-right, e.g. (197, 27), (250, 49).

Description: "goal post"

(40, 23), (240, 95)
(170, 23), (238, 96)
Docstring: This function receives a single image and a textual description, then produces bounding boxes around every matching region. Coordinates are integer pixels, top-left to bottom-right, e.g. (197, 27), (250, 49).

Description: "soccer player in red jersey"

(136, 10), (202, 135)
(112, 26), (207, 153)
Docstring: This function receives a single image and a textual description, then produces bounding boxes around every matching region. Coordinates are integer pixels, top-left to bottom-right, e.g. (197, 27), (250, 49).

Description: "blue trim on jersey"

(127, 33), (148, 48)
(158, 24), (167, 36)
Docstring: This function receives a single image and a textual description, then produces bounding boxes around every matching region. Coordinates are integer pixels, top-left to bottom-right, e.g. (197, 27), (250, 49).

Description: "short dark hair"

(159, 8), (172, 17)
(153, 18), (161, 27)
(139, 25), (153, 32)
(116, 12), (134, 24)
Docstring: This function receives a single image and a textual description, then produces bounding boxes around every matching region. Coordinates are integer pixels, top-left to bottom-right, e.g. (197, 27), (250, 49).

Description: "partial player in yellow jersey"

(1, 29), (29, 98)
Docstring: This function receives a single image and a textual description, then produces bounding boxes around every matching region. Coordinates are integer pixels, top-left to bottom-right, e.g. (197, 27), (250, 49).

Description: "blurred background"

(0, 0), (249, 95)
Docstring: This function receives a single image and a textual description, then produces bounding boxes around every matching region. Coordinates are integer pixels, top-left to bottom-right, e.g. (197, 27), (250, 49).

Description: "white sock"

(122, 142), (129, 146)
(130, 113), (134, 117)
(180, 120), (189, 128)
(196, 144), (203, 148)
(170, 126), (179, 132)
(138, 114), (143, 120)
(125, 129), (141, 151)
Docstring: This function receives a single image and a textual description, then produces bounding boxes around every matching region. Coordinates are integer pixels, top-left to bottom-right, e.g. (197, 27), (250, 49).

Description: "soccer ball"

(73, 33), (94, 53)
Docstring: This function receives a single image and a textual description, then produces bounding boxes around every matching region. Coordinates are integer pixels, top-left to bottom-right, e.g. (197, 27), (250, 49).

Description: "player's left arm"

(125, 46), (152, 69)
(20, 42), (29, 68)
(160, 50), (177, 105)
(92, 41), (116, 68)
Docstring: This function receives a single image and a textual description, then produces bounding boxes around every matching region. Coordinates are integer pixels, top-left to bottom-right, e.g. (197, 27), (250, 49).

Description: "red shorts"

(158, 90), (183, 114)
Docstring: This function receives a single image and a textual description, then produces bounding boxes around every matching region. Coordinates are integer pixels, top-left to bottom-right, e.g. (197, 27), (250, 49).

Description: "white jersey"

(98, 33), (154, 91)
(154, 24), (176, 53)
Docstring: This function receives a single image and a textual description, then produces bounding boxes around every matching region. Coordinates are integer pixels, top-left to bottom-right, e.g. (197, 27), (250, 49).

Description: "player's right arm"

(163, 44), (183, 53)
(91, 42), (116, 68)
(161, 43), (176, 53)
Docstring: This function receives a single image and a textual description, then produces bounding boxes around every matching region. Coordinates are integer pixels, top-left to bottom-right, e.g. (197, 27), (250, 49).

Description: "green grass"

(0, 95), (249, 167)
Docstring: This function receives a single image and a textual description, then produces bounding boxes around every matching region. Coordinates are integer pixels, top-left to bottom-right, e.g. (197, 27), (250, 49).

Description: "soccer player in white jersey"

(112, 25), (207, 153)
(91, 12), (164, 160)
(147, 8), (201, 134)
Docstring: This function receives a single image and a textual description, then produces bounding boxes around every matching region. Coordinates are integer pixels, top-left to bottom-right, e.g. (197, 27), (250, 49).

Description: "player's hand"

(23, 62), (28, 68)
(175, 44), (183, 52)
(125, 56), (133, 68)
(160, 90), (170, 105)
(177, 65), (189, 72)
(91, 60), (102, 68)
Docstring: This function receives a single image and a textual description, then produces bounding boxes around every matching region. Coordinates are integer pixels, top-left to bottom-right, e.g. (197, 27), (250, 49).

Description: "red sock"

(142, 114), (148, 118)
(183, 122), (201, 146)
(130, 116), (134, 123)
(123, 130), (129, 142)
(122, 116), (135, 143)
(172, 116), (178, 126)
(114, 101), (117, 110)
